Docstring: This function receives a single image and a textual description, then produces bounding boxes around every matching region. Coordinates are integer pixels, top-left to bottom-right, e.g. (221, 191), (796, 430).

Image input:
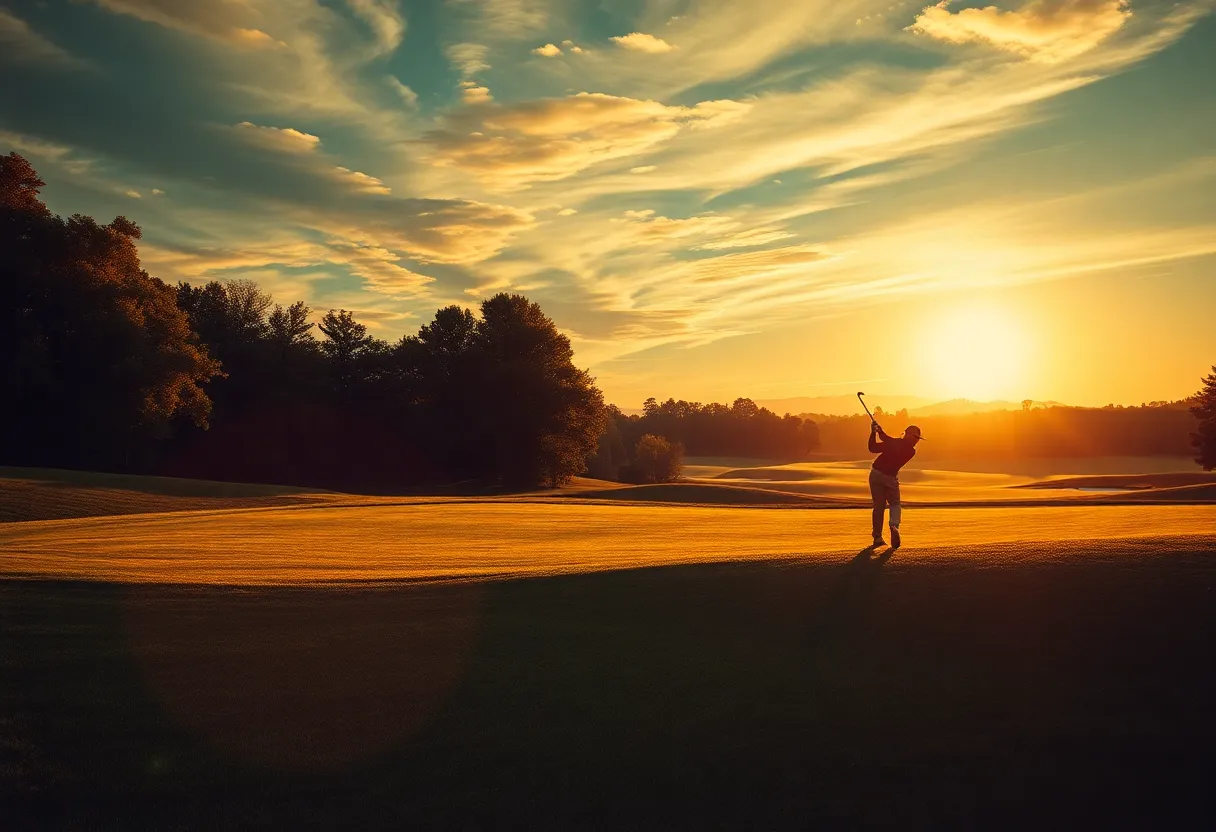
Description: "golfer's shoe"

(890, 528), (901, 549)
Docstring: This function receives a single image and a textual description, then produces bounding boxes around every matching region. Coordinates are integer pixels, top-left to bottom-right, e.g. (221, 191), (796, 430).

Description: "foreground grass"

(3, 538), (1216, 828)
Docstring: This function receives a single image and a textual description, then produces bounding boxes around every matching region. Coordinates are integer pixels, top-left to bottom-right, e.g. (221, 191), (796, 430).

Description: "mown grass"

(3, 540), (1215, 829)
(0, 467), (335, 523)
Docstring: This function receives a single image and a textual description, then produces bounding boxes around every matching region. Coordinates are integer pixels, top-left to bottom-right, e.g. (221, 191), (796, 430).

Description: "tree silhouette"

(267, 301), (315, 349)
(1, 153), (220, 469)
(474, 294), (605, 487)
(319, 310), (370, 362)
(1190, 367), (1216, 471)
(319, 309), (374, 397)
(400, 306), (481, 474)
(0, 151), (48, 214)
(224, 279), (273, 341)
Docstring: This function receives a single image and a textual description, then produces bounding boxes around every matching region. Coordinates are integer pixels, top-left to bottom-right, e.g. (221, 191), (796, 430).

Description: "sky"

(1, 0), (1213, 409)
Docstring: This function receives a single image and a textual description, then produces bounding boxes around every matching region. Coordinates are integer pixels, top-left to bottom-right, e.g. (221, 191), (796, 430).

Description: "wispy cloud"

(386, 76), (419, 106)
(87, 0), (281, 47)
(0, 8), (89, 69)
(448, 0), (550, 37)
(446, 42), (490, 76)
(330, 166), (391, 194)
(0, 130), (92, 173)
(232, 122), (322, 154)
(345, 0), (407, 56)
(422, 93), (751, 188)
(909, 0), (1133, 62)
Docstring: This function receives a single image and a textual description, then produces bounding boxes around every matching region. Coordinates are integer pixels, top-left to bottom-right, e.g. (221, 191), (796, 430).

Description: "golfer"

(868, 422), (923, 549)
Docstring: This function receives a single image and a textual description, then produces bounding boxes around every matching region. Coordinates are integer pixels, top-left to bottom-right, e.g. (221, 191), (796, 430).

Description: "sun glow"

(923, 304), (1028, 401)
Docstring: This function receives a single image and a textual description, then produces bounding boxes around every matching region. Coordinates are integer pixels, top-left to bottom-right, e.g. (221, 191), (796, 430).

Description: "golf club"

(857, 391), (881, 431)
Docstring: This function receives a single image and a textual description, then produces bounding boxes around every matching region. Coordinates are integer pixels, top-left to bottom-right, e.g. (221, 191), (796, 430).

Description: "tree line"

(808, 401), (1209, 464)
(3, 151), (829, 490)
(621, 398), (818, 456)
(3, 152), (604, 489)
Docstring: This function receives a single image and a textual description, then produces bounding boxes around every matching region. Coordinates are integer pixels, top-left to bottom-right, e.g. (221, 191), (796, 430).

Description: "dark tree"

(222, 279), (273, 341)
(401, 306), (482, 474)
(268, 301), (315, 350)
(1190, 367), (1216, 471)
(474, 294), (605, 488)
(0, 151), (48, 214)
(319, 310), (370, 363)
(174, 278), (296, 421)
(1, 153), (220, 470)
(419, 306), (478, 360)
(319, 309), (373, 397)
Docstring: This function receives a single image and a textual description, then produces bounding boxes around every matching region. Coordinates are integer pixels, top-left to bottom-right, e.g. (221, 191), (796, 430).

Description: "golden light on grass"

(923, 302), (1028, 401)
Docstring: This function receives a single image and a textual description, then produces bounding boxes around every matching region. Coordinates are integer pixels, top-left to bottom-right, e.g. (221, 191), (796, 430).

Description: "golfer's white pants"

(869, 467), (901, 536)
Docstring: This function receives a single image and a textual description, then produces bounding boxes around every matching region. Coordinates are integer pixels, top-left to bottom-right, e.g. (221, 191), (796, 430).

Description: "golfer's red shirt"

(869, 432), (916, 476)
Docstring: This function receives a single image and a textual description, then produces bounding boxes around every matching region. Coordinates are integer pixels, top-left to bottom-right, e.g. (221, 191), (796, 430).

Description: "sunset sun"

(924, 304), (1028, 402)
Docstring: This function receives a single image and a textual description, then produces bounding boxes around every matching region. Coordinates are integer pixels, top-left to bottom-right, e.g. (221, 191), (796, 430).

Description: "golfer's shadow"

(805, 545), (894, 655)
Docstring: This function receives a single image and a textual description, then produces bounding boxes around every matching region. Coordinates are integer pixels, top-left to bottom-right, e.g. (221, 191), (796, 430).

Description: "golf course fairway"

(3, 502), (1213, 583)
(4, 492), (1215, 828)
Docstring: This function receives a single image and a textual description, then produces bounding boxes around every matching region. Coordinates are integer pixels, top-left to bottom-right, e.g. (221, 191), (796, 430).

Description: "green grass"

(4, 541), (1216, 828)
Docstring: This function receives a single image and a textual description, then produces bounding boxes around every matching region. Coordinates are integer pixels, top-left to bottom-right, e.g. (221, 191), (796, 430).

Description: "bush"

(621, 434), (683, 484)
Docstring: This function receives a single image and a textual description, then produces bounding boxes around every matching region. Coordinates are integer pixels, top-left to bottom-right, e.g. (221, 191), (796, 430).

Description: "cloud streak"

(422, 93), (751, 188)
(0, 8), (89, 68)
(87, 0), (280, 46)
(909, 0), (1133, 62)
(345, 0), (406, 56)
(232, 122), (323, 154)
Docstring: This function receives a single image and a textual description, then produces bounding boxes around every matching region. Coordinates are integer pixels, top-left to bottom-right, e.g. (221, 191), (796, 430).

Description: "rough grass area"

(0, 467), (335, 523)
(3, 540), (1216, 828)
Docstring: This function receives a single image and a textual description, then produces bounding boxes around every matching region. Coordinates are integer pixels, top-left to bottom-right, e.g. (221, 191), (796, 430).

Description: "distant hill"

(756, 395), (932, 417)
(909, 399), (1018, 417)
(754, 395), (1050, 418)
(908, 399), (1070, 416)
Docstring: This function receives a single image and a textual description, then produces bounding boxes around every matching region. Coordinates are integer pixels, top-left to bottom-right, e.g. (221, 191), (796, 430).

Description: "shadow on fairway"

(805, 546), (894, 654)
(4, 539), (1216, 829)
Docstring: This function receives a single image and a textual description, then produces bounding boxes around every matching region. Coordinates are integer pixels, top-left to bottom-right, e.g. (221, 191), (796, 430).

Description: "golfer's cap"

(905, 425), (925, 440)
